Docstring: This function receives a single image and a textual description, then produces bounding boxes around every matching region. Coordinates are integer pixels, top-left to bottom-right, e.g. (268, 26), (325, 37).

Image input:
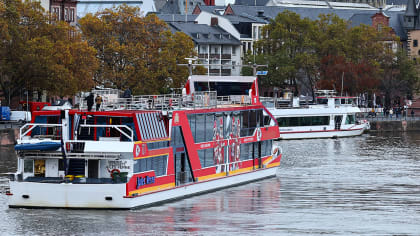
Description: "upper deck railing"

(261, 95), (358, 109)
(20, 123), (63, 140)
(78, 91), (252, 111)
(19, 123), (133, 143)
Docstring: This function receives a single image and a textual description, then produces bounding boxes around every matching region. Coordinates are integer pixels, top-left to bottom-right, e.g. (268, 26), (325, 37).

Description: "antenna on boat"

(341, 72), (344, 97)
(184, 57), (197, 76)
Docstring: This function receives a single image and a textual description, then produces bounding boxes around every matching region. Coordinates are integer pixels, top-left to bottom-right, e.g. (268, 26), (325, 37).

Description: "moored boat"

(264, 90), (370, 139)
(6, 75), (282, 209)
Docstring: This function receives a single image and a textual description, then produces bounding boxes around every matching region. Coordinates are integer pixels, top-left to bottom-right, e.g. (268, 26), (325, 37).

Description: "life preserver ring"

(110, 169), (120, 178)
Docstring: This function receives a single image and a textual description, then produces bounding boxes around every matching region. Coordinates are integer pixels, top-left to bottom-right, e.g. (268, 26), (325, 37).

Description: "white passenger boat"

(264, 90), (370, 139)
(6, 75), (282, 209)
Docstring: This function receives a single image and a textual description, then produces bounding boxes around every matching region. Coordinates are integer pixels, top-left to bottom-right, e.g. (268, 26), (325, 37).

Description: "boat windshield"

(194, 82), (252, 96)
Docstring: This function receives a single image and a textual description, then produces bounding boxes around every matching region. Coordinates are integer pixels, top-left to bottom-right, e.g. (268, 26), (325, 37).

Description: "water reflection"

(0, 133), (420, 235)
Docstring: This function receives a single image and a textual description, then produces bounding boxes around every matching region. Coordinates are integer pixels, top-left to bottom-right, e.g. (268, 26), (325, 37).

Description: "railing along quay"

(363, 114), (420, 121)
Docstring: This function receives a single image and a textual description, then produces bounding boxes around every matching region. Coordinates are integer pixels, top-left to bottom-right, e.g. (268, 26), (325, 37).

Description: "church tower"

(404, 0), (417, 30)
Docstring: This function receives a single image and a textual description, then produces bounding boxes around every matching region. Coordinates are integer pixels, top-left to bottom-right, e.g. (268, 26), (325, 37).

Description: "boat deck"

(78, 92), (253, 111)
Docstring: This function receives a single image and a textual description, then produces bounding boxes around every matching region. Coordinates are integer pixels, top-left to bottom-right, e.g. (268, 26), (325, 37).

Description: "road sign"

(256, 71), (268, 75)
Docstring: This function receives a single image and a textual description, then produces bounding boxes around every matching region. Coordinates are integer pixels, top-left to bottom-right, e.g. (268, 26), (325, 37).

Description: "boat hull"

(279, 126), (367, 140)
(8, 166), (279, 209)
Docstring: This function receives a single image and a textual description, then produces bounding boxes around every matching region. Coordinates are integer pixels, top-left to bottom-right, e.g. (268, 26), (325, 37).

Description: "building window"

(64, 8), (69, 21)
(232, 46), (236, 56)
(377, 23), (382, 32)
(414, 40), (418, 47)
(70, 8), (75, 22)
(53, 7), (60, 20)
(418, 50), (420, 55)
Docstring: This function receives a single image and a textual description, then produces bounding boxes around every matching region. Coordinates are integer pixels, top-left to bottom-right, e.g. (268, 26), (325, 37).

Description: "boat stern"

(7, 180), (130, 209)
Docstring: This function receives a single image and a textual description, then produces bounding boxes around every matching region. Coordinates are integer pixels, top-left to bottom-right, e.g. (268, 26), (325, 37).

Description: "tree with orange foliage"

(79, 5), (198, 94)
(0, 0), (98, 105)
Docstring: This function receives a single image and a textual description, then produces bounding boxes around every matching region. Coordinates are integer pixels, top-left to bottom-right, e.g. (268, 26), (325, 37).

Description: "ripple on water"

(0, 133), (420, 235)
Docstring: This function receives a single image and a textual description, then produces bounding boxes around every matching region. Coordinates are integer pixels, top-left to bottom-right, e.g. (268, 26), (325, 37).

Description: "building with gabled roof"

(163, 12), (242, 75)
(402, 0), (420, 57)
(159, 0), (206, 14)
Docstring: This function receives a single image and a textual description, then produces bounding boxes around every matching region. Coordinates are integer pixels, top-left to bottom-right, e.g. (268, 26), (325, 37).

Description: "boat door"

(252, 141), (262, 169)
(334, 115), (343, 130)
(174, 152), (193, 185)
(172, 126), (194, 186)
(88, 160), (99, 178)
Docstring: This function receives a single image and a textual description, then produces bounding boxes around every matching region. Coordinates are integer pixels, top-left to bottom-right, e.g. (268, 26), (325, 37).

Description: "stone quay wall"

(368, 120), (420, 132)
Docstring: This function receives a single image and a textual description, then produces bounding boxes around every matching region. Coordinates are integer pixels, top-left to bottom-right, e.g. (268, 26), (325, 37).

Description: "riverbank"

(367, 118), (420, 132)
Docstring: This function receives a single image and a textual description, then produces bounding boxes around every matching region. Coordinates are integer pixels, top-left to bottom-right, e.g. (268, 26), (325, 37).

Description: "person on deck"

(95, 95), (102, 111)
(85, 93), (94, 112)
(123, 88), (132, 108)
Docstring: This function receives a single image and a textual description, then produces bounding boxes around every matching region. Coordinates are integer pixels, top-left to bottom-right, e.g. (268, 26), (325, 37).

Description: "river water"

(0, 132), (419, 235)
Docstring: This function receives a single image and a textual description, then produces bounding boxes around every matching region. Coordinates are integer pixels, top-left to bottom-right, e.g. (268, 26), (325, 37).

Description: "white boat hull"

(8, 167), (278, 209)
(278, 127), (366, 139)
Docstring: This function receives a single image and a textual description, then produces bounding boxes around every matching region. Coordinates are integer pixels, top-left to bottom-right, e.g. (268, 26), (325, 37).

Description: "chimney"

(257, 10), (264, 17)
(211, 17), (218, 26)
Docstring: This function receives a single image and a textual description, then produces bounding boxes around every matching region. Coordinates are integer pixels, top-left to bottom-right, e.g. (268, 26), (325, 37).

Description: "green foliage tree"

(250, 11), (419, 100)
(0, 0), (98, 105)
(380, 48), (419, 107)
(254, 11), (317, 96)
(79, 5), (197, 94)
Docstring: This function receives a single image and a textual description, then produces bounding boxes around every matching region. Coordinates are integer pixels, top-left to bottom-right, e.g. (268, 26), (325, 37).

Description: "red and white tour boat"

(6, 75), (282, 209)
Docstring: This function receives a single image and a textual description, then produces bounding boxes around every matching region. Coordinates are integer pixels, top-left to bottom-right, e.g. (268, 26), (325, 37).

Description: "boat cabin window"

(32, 115), (61, 138)
(277, 116), (330, 127)
(317, 98), (328, 105)
(133, 155), (168, 177)
(197, 149), (216, 167)
(345, 114), (356, 124)
(24, 159), (34, 173)
(194, 82), (252, 96)
(240, 110), (263, 137)
(188, 113), (217, 143)
(335, 99), (341, 105)
(240, 139), (273, 161)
